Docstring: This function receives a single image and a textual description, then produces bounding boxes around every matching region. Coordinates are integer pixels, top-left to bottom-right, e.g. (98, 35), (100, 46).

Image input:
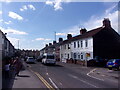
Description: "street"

(25, 61), (119, 89)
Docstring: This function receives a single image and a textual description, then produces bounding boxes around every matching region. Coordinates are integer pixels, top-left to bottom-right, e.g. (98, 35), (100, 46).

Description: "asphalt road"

(27, 61), (119, 89)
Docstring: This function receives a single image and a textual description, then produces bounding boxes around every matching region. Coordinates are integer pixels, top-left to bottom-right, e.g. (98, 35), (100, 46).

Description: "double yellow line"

(29, 69), (55, 90)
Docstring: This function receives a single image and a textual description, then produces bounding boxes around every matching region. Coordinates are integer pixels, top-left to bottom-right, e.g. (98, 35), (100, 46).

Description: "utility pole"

(18, 40), (19, 50)
(54, 31), (56, 41)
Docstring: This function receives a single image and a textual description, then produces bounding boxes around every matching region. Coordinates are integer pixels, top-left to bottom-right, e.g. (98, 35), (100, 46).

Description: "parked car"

(106, 59), (120, 70)
(26, 57), (35, 64)
(42, 53), (56, 65)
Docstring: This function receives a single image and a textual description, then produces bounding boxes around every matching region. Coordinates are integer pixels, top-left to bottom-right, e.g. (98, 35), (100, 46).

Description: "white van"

(42, 53), (56, 65)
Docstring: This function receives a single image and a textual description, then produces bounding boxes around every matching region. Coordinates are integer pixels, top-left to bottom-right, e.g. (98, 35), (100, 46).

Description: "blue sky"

(0, 1), (119, 50)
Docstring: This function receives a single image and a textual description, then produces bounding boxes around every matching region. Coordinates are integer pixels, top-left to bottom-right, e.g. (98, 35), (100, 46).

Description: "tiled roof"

(40, 42), (61, 51)
(60, 26), (104, 45)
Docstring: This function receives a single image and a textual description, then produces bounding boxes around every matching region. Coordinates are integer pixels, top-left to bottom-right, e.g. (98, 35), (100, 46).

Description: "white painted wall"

(60, 43), (71, 62)
(71, 37), (93, 61)
(0, 31), (2, 61)
(60, 37), (94, 62)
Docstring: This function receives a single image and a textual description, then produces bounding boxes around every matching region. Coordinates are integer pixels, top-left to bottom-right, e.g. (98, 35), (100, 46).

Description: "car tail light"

(114, 63), (117, 65)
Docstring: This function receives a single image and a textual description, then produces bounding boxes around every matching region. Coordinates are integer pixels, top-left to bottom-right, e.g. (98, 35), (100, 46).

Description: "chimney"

(103, 18), (111, 28)
(46, 44), (48, 47)
(53, 41), (56, 44)
(67, 34), (72, 40)
(80, 28), (87, 35)
(59, 38), (63, 42)
(49, 43), (52, 46)
(5, 33), (7, 36)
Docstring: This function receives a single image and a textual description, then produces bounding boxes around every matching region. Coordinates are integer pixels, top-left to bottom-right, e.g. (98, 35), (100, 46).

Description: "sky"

(0, 0), (119, 50)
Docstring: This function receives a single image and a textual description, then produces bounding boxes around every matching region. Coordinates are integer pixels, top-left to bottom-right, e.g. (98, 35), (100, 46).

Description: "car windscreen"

(47, 55), (55, 59)
(29, 57), (34, 59)
(108, 59), (115, 62)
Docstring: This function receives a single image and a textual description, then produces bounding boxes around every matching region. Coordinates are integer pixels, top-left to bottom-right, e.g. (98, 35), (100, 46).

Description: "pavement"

(12, 69), (45, 88)
(2, 60), (46, 89)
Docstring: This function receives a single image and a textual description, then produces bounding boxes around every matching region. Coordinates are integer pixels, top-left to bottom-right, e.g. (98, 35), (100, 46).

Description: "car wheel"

(117, 66), (120, 70)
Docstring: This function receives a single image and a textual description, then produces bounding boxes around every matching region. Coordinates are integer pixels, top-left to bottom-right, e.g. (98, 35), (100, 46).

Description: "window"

(85, 40), (88, 47)
(68, 44), (70, 49)
(74, 53), (76, 59)
(81, 53), (83, 59)
(64, 45), (66, 49)
(68, 54), (69, 59)
(78, 55), (80, 59)
(74, 42), (76, 48)
(81, 41), (83, 48)
(78, 41), (80, 48)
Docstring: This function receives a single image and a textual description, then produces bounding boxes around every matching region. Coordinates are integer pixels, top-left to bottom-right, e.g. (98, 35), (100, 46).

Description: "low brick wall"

(77, 60), (85, 66)
(66, 59), (86, 66)
(66, 59), (73, 63)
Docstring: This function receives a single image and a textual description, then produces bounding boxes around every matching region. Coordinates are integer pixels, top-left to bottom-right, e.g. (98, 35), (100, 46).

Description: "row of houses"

(20, 49), (40, 59)
(0, 30), (15, 61)
(40, 18), (120, 64)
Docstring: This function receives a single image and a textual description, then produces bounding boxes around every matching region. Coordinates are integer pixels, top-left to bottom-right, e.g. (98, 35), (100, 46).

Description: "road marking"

(68, 74), (78, 79)
(59, 82), (62, 86)
(29, 69), (55, 90)
(49, 78), (59, 89)
(68, 74), (98, 88)
(87, 68), (104, 81)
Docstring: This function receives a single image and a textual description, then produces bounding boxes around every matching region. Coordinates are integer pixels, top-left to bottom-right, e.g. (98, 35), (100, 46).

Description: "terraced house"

(60, 18), (120, 64)
(0, 30), (15, 61)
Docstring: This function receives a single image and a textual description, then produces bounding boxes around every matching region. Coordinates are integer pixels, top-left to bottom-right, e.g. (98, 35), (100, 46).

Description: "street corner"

(87, 67), (119, 81)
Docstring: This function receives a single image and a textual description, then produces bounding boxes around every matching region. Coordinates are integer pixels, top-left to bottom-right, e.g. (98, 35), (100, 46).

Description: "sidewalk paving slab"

(12, 68), (46, 88)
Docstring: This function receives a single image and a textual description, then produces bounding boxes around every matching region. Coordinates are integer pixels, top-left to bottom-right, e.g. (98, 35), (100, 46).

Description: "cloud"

(57, 4), (119, 40)
(20, 5), (36, 11)
(0, 19), (12, 24)
(45, 0), (54, 6)
(7, 37), (19, 47)
(105, 4), (117, 14)
(0, 27), (28, 35)
(35, 38), (52, 41)
(45, 0), (63, 11)
(8, 11), (23, 20)
(0, 19), (3, 22)
(56, 33), (66, 36)
(20, 5), (28, 11)
(4, 21), (12, 24)
(82, 10), (118, 32)
(28, 5), (36, 10)
(0, 11), (2, 14)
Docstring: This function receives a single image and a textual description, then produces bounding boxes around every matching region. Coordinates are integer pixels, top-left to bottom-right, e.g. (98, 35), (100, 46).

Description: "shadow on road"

(17, 75), (30, 77)
(45, 64), (63, 67)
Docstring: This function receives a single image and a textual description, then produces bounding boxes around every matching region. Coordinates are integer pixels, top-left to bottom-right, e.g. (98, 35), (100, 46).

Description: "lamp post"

(18, 40), (19, 50)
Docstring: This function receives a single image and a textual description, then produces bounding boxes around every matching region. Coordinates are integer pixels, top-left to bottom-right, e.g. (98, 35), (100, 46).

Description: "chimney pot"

(49, 43), (52, 46)
(46, 44), (48, 47)
(59, 38), (63, 42)
(80, 28), (87, 35)
(53, 41), (56, 44)
(103, 18), (111, 28)
(67, 34), (72, 39)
